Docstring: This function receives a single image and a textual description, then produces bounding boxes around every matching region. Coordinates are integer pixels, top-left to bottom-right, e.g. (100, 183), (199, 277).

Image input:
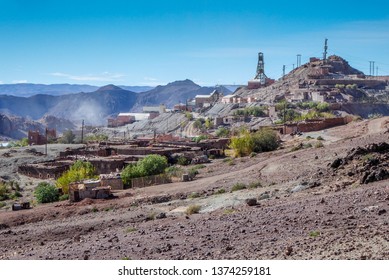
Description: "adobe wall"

(283, 117), (348, 134)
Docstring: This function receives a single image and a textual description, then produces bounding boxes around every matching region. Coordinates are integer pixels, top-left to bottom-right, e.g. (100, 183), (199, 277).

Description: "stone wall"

(283, 117), (349, 134)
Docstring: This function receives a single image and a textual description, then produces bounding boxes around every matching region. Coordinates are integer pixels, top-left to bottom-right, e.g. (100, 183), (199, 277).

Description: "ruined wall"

(283, 117), (348, 134)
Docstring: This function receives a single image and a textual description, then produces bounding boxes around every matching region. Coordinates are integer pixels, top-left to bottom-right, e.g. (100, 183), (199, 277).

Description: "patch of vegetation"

(215, 127), (230, 138)
(165, 166), (184, 177)
(92, 206), (99, 212)
(248, 181), (262, 189)
(306, 136), (313, 140)
(34, 182), (60, 204)
(126, 227), (138, 233)
(59, 130), (76, 144)
(231, 183), (247, 192)
(229, 128), (279, 157)
(8, 138), (29, 148)
(249, 152), (257, 158)
(215, 188), (226, 194)
(188, 192), (200, 199)
(177, 156), (190, 166)
(0, 201), (6, 208)
(59, 194), (69, 201)
(193, 135), (208, 143)
(185, 112), (193, 120)
(56, 160), (97, 194)
(121, 154), (168, 186)
(147, 212), (156, 220)
(9, 191), (22, 200)
(317, 136), (324, 141)
(84, 134), (109, 142)
(233, 106), (266, 117)
(361, 153), (375, 162)
(309, 231), (321, 237)
(315, 141), (324, 148)
(185, 204), (201, 215)
(223, 208), (236, 215)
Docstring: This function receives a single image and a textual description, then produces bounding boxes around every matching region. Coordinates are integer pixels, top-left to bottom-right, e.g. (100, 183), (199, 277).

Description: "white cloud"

(143, 77), (158, 82)
(0, 81), (3, 84)
(12, 80), (28, 84)
(49, 72), (126, 82)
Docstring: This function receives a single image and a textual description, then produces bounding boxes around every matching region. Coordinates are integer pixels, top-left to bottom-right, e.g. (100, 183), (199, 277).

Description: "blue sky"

(0, 0), (388, 86)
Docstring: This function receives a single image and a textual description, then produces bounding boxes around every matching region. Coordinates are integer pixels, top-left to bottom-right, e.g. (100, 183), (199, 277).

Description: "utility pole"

(81, 119), (84, 144)
(369, 61), (373, 76)
(372, 61), (375, 76)
(45, 127), (48, 156)
(323, 38), (328, 61)
(283, 65), (286, 78)
(293, 64), (295, 70)
(376, 66), (378, 77)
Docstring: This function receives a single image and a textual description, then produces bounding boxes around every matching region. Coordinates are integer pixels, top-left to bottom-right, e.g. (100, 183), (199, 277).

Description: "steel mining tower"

(254, 52), (266, 85)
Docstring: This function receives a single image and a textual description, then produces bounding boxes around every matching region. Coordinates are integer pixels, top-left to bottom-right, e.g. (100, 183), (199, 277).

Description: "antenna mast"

(323, 38), (328, 61)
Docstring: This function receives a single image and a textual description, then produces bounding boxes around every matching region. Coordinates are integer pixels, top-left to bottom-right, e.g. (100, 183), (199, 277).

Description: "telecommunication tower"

(254, 52), (267, 85)
(323, 38), (328, 61)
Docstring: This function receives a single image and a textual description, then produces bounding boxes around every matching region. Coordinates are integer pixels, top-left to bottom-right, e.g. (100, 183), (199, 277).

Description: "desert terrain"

(0, 117), (388, 260)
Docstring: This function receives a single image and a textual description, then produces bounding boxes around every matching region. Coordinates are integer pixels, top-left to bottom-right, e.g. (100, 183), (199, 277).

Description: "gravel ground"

(0, 118), (388, 260)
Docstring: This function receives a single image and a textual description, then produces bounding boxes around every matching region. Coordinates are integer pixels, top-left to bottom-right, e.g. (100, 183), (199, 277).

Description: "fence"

(130, 174), (172, 189)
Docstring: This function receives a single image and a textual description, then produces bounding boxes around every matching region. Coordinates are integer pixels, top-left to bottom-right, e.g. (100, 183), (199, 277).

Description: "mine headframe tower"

(254, 52), (267, 85)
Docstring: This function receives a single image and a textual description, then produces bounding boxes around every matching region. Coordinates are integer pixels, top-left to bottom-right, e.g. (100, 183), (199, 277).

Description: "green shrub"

(185, 204), (201, 215)
(188, 192), (200, 199)
(59, 194), (69, 201)
(248, 181), (262, 189)
(231, 183), (247, 192)
(56, 160), (96, 194)
(34, 182), (59, 204)
(177, 156), (190, 166)
(215, 188), (226, 194)
(121, 154), (168, 186)
(215, 127), (230, 138)
(309, 231), (320, 237)
(9, 191), (22, 200)
(229, 128), (279, 157)
(317, 136), (324, 141)
(0, 201), (6, 208)
(165, 166), (184, 177)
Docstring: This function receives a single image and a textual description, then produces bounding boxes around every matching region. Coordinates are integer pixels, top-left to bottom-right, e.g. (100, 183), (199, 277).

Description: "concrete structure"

(194, 90), (219, 108)
(143, 104), (166, 114)
(99, 173), (123, 190)
(69, 181), (111, 202)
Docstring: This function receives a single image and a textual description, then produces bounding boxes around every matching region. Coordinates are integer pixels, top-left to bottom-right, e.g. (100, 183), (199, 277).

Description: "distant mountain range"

(0, 83), (155, 97)
(0, 80), (231, 126)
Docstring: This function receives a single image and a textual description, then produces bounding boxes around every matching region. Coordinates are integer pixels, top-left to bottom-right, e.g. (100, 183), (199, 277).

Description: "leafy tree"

(56, 160), (96, 194)
(229, 128), (279, 157)
(34, 182), (59, 204)
(121, 154), (168, 186)
(204, 118), (213, 129)
(60, 130), (76, 144)
(193, 119), (203, 129)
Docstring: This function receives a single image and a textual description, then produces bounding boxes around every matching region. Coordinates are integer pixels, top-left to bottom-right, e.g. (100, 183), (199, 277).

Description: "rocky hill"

(0, 85), (138, 125)
(132, 79), (231, 111)
(0, 113), (76, 140)
(236, 55), (388, 103)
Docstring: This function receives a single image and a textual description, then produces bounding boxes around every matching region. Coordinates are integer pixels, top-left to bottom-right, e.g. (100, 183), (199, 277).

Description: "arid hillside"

(0, 117), (388, 260)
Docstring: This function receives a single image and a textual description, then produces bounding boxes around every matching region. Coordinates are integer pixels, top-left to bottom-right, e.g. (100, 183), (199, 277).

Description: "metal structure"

(297, 54), (301, 67)
(254, 52), (267, 85)
(369, 61), (375, 76)
(323, 38), (328, 61)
